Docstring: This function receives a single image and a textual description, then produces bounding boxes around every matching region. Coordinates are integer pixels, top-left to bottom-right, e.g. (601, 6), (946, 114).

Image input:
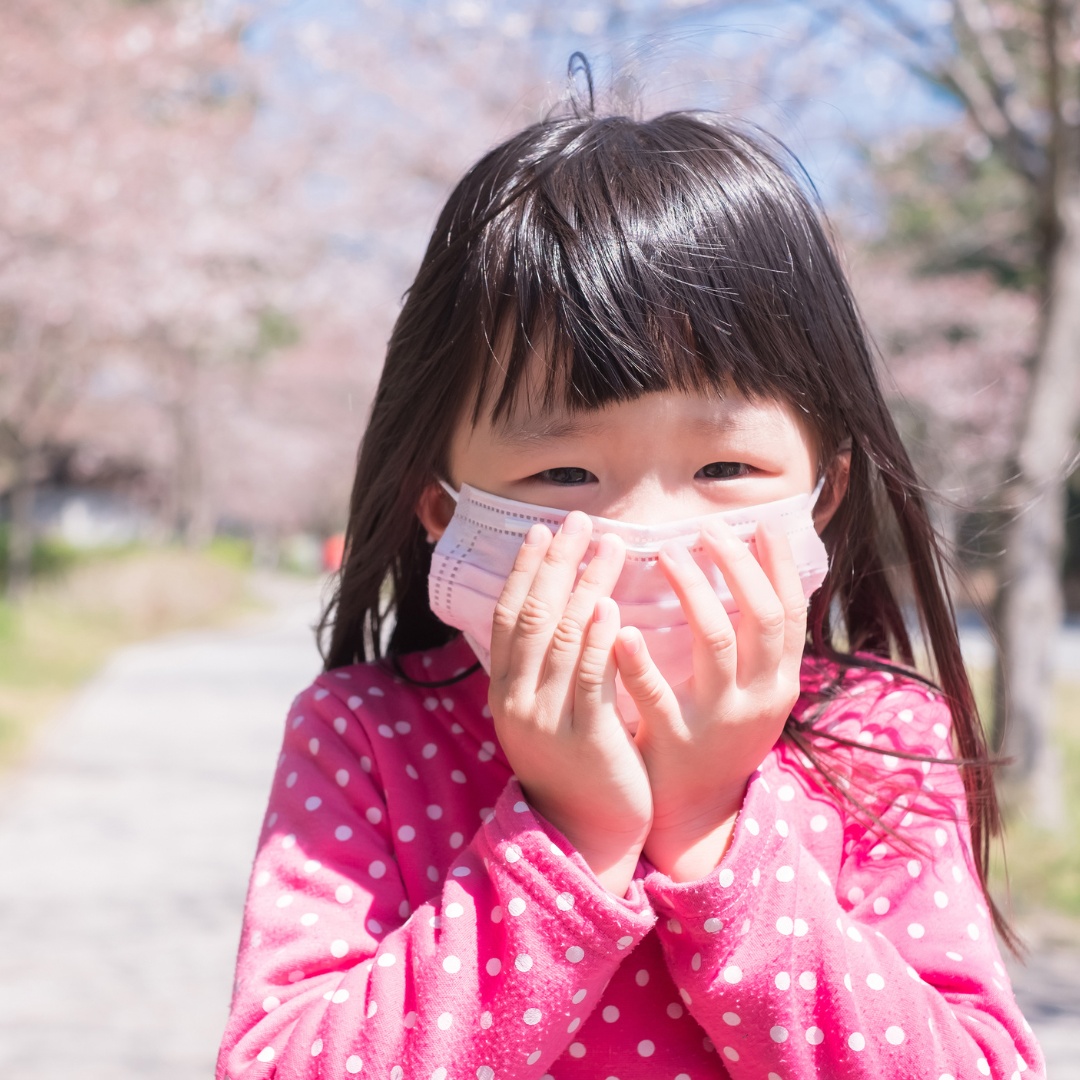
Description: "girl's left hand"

(614, 518), (807, 882)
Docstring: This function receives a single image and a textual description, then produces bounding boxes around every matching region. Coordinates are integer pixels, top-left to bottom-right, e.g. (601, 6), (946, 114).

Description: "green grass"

(0, 547), (257, 770)
(990, 681), (1080, 925)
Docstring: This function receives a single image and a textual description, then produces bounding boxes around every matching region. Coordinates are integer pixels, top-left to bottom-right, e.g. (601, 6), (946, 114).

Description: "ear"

(416, 482), (457, 543)
(813, 449), (851, 534)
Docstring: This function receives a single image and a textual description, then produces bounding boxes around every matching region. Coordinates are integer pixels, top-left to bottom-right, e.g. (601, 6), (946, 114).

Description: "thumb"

(614, 628), (683, 739)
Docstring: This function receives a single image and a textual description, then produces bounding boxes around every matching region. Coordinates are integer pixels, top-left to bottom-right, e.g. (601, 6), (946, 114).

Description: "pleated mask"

(428, 479), (829, 727)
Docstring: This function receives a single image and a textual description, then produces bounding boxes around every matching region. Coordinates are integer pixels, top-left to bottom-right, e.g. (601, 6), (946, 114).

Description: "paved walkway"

(0, 583), (1074, 1077)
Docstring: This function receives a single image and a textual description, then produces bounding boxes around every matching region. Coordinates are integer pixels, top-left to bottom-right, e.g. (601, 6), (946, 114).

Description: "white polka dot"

(886, 1026), (905, 1045)
(723, 965), (741, 983)
(946, 951), (963, 961)
(423, 696), (438, 710)
(330, 940), (349, 957)
(556, 890), (576, 910)
(799, 971), (817, 990)
(907, 859), (922, 877)
(262, 996), (280, 1011)
(282, 834), (296, 849)
(300, 913), (319, 926)
(565, 946), (585, 963)
(285, 772), (298, 788)
(360, 756), (372, 772)
(810, 814), (827, 832)
(368, 860), (386, 878)
(775, 819), (789, 837)
(752, 868), (760, 885)
(397, 824), (416, 842)
(635, 969), (649, 986)
(505, 844), (522, 863)
(335, 825), (353, 841)
(776, 865), (795, 882)
(513, 800), (529, 812)
(616, 935), (633, 949)
(449, 770), (467, 785)
(442, 955), (461, 974)
(723, 1046), (740, 1061)
(427, 804), (443, 820)
(637, 1040), (655, 1057)
(504, 897), (525, 917)
(603, 1005), (620, 1022)
(976, 1063), (991, 1077)
(870, 843), (888, 859)
(806, 1026), (824, 1045)
(968, 922), (981, 940)
(511, 952), (534, 972)
(898, 709), (913, 722)
(257, 1047), (276, 1062)
(718, 867), (735, 887)
(953, 865), (963, 882)
(479, 1012), (492, 1029)
(310, 1039), (323, 1056)
(691, 952), (701, 970)
(873, 896), (890, 915)
(490, 906), (502, 922)
(794, 918), (809, 936)
(908, 923), (925, 938)
(844, 973), (853, 991)
(405, 764), (419, 780)
(376, 952), (396, 967)
(523, 1008), (542, 1025)
(933, 890), (949, 908)
(667, 918), (682, 933)
(770, 1026), (789, 1043)
(848, 1032), (865, 1051)
(452, 866), (471, 877)
(449, 832), (464, 848)
(332, 988), (349, 1003)
(276, 895), (293, 908)
(572, 988), (587, 1003)
(775, 971), (790, 990)
(569, 1043), (586, 1058)
(776, 916), (794, 935)
(345, 1056), (362, 1073)
(848, 886), (865, 904)
(527, 1053), (541, 1066)
(704, 917), (722, 933)
(394, 721), (411, 734)
(303, 860), (321, 875)
(483, 957), (501, 976)
(778, 784), (794, 801)
(679, 987), (692, 1005)
(437, 1013), (452, 1030)
(744, 817), (759, 835)
(867, 973), (885, 990)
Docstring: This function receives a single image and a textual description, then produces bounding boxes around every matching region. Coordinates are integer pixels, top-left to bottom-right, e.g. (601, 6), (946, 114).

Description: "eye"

(536, 467), (597, 485)
(696, 461), (749, 480)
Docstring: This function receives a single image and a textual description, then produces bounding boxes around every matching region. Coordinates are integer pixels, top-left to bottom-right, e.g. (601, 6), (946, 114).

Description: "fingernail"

(596, 533), (617, 559)
(664, 540), (694, 564)
(524, 523), (547, 545)
(561, 512), (586, 536)
(620, 630), (640, 655)
(594, 598), (613, 622)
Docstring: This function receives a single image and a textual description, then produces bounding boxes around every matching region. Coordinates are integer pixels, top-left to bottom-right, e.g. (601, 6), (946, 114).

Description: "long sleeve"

(644, 672), (1044, 1080)
(217, 677), (657, 1080)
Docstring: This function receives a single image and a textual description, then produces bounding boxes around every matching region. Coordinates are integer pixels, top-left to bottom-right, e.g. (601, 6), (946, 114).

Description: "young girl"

(217, 104), (1045, 1079)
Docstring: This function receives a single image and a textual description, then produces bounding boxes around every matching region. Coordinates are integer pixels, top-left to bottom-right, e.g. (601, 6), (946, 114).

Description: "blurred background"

(2, 0), (1080, 1076)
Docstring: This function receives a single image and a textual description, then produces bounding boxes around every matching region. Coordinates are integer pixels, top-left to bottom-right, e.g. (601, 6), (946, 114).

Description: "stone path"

(0, 581), (1075, 1077)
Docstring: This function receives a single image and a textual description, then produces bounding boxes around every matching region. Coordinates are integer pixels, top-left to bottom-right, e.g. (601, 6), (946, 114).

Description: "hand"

(488, 513), (653, 897)
(614, 518), (807, 882)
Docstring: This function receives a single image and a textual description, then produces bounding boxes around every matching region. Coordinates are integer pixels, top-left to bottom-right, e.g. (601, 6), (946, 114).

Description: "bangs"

(457, 113), (845, 427)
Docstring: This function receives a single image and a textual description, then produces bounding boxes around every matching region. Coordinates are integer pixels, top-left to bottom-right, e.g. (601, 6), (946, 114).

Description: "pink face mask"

(428, 480), (829, 727)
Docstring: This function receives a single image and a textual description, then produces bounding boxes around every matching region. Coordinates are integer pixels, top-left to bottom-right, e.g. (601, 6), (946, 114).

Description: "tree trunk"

(6, 453), (36, 602)
(993, 191), (1080, 828)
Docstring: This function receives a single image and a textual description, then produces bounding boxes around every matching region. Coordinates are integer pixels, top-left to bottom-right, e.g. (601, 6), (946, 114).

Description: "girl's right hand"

(487, 513), (653, 897)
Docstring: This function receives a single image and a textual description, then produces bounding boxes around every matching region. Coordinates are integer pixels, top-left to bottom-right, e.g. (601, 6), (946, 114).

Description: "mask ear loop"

(810, 473), (827, 512)
(439, 480), (460, 503)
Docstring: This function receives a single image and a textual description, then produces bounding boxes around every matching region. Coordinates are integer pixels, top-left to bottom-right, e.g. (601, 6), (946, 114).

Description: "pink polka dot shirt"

(217, 636), (1044, 1079)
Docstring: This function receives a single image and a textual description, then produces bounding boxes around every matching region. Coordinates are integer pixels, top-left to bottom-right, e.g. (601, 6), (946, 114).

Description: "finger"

(507, 511), (594, 679)
(545, 533), (626, 684)
(572, 597), (623, 733)
(753, 518), (808, 684)
(699, 519), (787, 683)
(489, 522), (552, 679)
(657, 540), (738, 687)
(613, 627), (684, 738)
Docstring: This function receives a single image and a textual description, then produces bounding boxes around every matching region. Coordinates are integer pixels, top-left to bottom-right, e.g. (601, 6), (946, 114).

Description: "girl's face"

(419, 386), (848, 539)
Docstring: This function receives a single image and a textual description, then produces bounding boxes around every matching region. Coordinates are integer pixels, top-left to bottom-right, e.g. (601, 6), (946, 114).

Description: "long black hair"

(319, 105), (1011, 946)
